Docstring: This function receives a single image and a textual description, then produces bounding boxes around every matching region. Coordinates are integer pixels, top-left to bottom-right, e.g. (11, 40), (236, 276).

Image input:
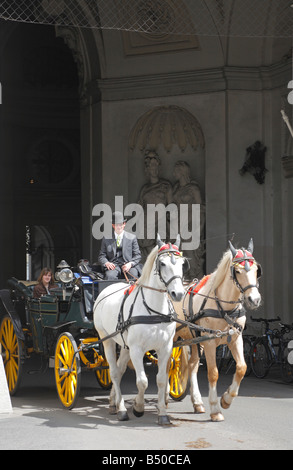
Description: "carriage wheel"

(95, 357), (112, 390)
(54, 332), (81, 409)
(79, 338), (112, 390)
(169, 346), (189, 401)
(0, 316), (23, 395)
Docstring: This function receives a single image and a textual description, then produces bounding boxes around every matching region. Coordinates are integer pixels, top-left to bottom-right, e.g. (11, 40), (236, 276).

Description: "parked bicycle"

(250, 316), (293, 383)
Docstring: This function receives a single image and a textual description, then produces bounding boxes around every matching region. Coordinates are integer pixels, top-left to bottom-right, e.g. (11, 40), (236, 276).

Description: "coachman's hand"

(105, 262), (116, 270)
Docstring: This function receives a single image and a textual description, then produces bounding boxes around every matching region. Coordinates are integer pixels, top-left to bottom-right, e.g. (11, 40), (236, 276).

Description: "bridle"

(155, 243), (189, 289)
(184, 241), (262, 334)
(230, 248), (262, 294)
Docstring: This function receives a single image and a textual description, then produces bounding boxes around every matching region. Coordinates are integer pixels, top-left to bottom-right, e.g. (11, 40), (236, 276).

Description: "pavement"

(0, 359), (292, 451)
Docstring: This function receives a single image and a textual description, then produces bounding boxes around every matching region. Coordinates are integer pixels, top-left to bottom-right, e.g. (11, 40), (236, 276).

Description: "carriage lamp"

(58, 268), (74, 284)
(55, 260), (74, 299)
(55, 260), (73, 282)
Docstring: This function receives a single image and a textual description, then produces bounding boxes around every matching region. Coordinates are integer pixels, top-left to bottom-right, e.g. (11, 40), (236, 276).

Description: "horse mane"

(204, 249), (232, 293)
(137, 245), (159, 285)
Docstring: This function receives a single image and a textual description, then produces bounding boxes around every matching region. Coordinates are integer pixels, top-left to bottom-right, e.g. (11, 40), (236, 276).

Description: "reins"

(92, 245), (260, 351)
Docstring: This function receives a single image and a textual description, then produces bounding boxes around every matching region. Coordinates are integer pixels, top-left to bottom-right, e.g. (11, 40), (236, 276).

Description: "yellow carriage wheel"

(0, 316), (23, 395)
(79, 338), (112, 390)
(54, 332), (81, 409)
(95, 356), (112, 390)
(169, 346), (189, 401)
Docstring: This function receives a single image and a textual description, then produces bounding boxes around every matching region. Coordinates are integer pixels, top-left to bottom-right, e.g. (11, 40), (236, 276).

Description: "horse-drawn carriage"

(0, 236), (262, 424)
(0, 256), (187, 410)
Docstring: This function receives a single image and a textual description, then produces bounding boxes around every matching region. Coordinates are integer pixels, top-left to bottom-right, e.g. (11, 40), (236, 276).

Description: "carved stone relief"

(119, 0), (199, 55)
(130, 106), (205, 278)
(172, 160), (205, 279)
(129, 105), (205, 153)
(138, 150), (172, 259)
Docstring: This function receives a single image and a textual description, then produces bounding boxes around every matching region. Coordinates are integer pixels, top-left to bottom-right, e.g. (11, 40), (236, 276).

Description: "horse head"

(155, 234), (187, 302)
(229, 239), (262, 309)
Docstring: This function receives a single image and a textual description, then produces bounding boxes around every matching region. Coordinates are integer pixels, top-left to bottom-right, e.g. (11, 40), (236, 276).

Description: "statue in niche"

(138, 150), (172, 261)
(172, 160), (205, 280)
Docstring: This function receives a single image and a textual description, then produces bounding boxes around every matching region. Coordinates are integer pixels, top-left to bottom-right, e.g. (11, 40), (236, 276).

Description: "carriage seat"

(7, 277), (37, 298)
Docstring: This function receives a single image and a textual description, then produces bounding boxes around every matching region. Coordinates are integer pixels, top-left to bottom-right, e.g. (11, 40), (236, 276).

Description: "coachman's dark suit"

(98, 231), (142, 280)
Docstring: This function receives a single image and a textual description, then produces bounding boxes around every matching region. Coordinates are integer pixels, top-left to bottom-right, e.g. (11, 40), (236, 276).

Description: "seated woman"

(33, 267), (58, 298)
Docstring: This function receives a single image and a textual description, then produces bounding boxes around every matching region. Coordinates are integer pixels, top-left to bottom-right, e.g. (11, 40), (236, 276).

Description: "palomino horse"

(93, 235), (188, 425)
(174, 239), (262, 422)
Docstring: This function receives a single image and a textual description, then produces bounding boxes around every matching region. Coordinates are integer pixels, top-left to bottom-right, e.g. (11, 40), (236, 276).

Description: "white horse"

(93, 235), (188, 425)
(174, 239), (262, 421)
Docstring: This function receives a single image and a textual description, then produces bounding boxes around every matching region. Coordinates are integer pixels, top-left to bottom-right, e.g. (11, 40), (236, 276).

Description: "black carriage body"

(0, 276), (120, 357)
(0, 270), (187, 406)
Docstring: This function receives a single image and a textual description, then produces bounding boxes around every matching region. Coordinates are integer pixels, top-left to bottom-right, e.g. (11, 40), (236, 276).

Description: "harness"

(185, 248), (261, 334)
(116, 243), (188, 347)
(90, 242), (261, 351)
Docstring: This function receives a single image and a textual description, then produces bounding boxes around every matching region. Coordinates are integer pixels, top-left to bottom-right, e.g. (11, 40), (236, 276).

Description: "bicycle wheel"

(250, 339), (271, 378)
(279, 341), (293, 384)
(216, 344), (235, 374)
(243, 336), (252, 376)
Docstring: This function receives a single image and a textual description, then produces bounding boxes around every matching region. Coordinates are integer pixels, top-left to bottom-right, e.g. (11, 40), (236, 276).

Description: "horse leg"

(129, 346), (148, 418)
(205, 342), (224, 422)
(103, 339), (129, 421)
(156, 344), (174, 425)
(189, 344), (205, 414)
(220, 336), (247, 410)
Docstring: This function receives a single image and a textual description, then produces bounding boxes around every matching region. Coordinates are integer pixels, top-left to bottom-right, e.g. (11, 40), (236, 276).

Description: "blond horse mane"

(136, 245), (159, 285)
(203, 249), (233, 293)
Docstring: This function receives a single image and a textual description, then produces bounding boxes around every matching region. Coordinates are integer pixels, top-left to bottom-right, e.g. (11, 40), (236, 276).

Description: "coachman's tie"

(116, 235), (121, 247)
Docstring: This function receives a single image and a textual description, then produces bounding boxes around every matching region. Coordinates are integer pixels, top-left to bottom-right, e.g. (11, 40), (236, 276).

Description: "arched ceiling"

(0, 0), (292, 38)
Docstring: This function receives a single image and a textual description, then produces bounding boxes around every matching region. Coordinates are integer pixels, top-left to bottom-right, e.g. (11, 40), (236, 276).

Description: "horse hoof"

(211, 413), (225, 422)
(158, 415), (172, 426)
(117, 411), (129, 421)
(109, 406), (116, 415)
(194, 404), (205, 414)
(220, 396), (230, 409)
(133, 406), (144, 418)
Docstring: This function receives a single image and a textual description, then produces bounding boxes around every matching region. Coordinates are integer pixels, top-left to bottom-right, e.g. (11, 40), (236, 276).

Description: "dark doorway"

(0, 21), (81, 283)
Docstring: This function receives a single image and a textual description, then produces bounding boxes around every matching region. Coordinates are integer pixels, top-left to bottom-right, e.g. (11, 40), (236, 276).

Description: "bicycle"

(250, 316), (293, 383)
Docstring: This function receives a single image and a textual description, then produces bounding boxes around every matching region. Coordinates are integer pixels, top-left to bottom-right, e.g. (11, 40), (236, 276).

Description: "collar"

(114, 231), (124, 240)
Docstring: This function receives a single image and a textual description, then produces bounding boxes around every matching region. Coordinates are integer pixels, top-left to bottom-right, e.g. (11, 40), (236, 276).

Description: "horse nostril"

(171, 291), (184, 302)
(248, 295), (261, 308)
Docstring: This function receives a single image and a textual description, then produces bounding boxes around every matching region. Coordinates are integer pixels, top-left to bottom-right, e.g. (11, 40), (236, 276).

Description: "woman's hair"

(37, 267), (55, 285)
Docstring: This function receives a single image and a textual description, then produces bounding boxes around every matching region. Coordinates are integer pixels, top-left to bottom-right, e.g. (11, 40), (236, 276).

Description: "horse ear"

(247, 238), (254, 254)
(228, 240), (237, 257)
(175, 234), (181, 248)
(156, 233), (164, 248)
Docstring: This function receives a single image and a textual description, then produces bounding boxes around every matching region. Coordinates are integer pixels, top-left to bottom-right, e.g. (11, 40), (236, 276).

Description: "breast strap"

(188, 284), (245, 333)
